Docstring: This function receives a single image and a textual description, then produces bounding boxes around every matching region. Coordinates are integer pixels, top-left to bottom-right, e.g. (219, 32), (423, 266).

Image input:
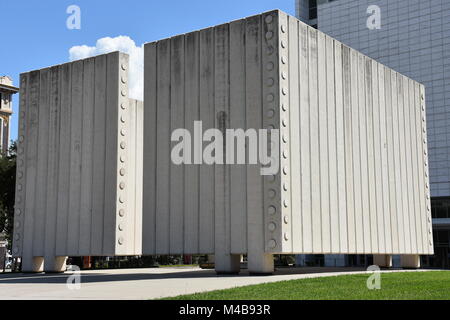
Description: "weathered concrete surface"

(0, 267), (440, 300)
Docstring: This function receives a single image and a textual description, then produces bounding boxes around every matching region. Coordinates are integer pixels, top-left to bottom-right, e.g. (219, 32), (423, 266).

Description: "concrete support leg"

(22, 256), (44, 273)
(44, 256), (67, 273)
(401, 255), (421, 268)
(248, 252), (274, 275)
(215, 253), (241, 274)
(373, 254), (393, 268)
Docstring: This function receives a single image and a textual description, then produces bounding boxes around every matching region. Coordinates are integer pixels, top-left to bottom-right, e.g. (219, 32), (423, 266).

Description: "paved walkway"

(0, 267), (438, 300)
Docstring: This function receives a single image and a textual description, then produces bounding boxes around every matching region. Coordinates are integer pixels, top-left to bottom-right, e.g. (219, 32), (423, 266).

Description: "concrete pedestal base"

(401, 255), (421, 268)
(248, 253), (274, 274)
(215, 254), (241, 274)
(45, 256), (68, 273)
(373, 254), (393, 268)
(22, 256), (44, 273)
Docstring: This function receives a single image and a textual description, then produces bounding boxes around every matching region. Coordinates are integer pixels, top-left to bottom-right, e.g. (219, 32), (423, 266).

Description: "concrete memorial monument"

(13, 10), (433, 274)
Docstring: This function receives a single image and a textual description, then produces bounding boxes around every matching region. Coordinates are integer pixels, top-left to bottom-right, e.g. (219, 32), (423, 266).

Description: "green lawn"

(166, 271), (450, 300)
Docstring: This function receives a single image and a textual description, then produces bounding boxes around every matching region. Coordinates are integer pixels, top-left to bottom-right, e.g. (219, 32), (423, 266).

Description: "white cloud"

(69, 36), (143, 100)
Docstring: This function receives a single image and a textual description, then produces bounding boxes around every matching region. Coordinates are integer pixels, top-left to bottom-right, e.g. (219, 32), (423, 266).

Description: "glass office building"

(296, 0), (450, 268)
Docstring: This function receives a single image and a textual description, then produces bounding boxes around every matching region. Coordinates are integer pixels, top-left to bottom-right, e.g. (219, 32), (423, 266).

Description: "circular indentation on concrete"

(283, 199), (289, 208)
(120, 168), (126, 176)
(428, 216), (431, 223)
(284, 232), (289, 241)
(421, 94), (424, 100)
(282, 119), (287, 127)
(267, 94), (275, 102)
(119, 181), (125, 190)
(120, 155), (125, 163)
(282, 104), (287, 111)
(266, 31), (274, 40)
(281, 56), (287, 64)
(282, 87), (287, 95)
(267, 109), (275, 118)
(15, 233), (20, 241)
(268, 189), (276, 198)
(283, 150), (288, 159)
(284, 215), (289, 224)
(265, 15), (273, 24)
(429, 240), (433, 245)
(19, 135), (24, 142)
(17, 184), (22, 191)
(120, 141), (126, 149)
(283, 183), (288, 192)
(17, 196), (22, 203)
(429, 228), (432, 234)
(282, 135), (288, 143)
(281, 71), (287, 80)
(266, 62), (274, 71)
(121, 90), (127, 97)
(121, 76), (127, 84)
(16, 209), (21, 216)
(281, 25), (286, 33)
(119, 209), (125, 217)
(121, 102), (126, 110)
(118, 224), (124, 231)
(18, 171), (23, 178)
(281, 40), (286, 48)
(283, 167), (288, 175)
(268, 239), (277, 249)
(268, 205), (276, 215)
(118, 237), (124, 245)
(119, 196), (125, 203)
(426, 183), (429, 189)
(422, 105), (425, 111)
(121, 64), (127, 71)
(266, 78), (275, 87)
(266, 46), (274, 56)
(121, 115), (126, 123)
(268, 222), (276, 232)
(15, 221), (20, 228)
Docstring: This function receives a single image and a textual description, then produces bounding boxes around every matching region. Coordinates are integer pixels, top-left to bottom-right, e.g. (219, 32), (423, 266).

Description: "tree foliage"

(0, 142), (16, 251)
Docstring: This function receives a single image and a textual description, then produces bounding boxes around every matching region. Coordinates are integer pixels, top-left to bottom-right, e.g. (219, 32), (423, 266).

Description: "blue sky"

(1, 0), (295, 141)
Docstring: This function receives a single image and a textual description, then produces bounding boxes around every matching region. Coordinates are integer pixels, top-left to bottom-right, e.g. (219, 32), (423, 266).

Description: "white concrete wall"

(13, 52), (143, 271)
(142, 10), (433, 264)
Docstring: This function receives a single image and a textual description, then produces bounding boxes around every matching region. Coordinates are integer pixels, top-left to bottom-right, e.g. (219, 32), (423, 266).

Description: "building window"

(432, 198), (450, 219)
(309, 0), (317, 20)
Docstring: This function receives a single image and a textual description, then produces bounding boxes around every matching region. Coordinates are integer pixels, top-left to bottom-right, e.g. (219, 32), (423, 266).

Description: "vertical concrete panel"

(67, 60), (83, 255)
(391, 72), (404, 253)
(378, 65), (392, 253)
(403, 76), (416, 254)
(91, 55), (106, 255)
(350, 49), (361, 253)
(198, 28), (215, 253)
(55, 64), (71, 256)
(365, 58), (378, 253)
(44, 66), (60, 267)
(299, 22), (312, 253)
(184, 32), (200, 254)
(326, 36), (339, 253)
(229, 19), (247, 254)
(318, 32), (330, 253)
(358, 54), (370, 253)
(22, 70), (40, 269)
(33, 68), (50, 257)
(409, 79), (422, 254)
(288, 17), (302, 253)
(385, 69), (399, 253)
(103, 52), (119, 255)
(79, 57), (95, 255)
(143, 43), (157, 254)
(12, 74), (28, 257)
(134, 100), (144, 254)
(155, 40), (171, 254)
(278, 12), (291, 252)
(309, 27), (321, 253)
(334, 41), (347, 253)
(170, 35), (185, 254)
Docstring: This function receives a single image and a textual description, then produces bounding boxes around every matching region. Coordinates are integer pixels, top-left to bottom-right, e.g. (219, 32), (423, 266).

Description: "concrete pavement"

(0, 267), (439, 300)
